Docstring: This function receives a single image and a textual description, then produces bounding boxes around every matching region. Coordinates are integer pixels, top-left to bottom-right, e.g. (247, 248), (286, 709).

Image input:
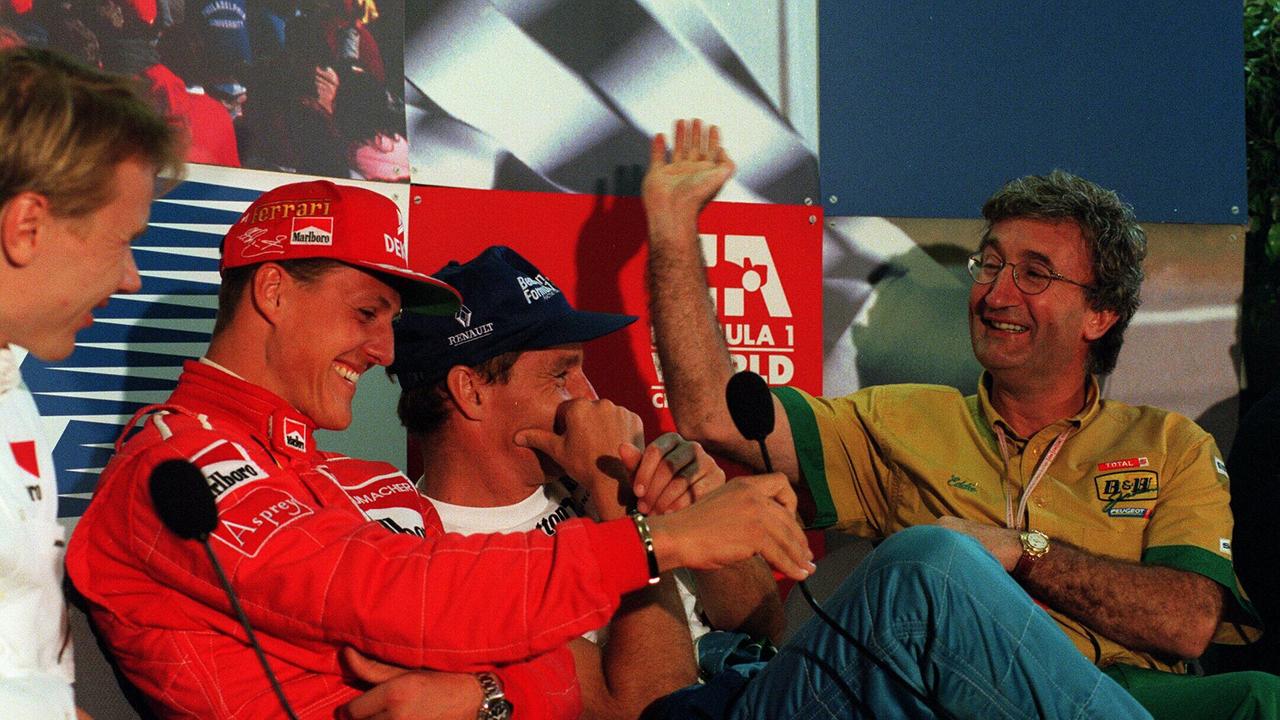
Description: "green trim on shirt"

(772, 386), (836, 528)
(1143, 544), (1261, 629)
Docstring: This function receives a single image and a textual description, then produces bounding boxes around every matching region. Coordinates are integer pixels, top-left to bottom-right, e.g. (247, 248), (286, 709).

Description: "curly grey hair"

(980, 170), (1147, 375)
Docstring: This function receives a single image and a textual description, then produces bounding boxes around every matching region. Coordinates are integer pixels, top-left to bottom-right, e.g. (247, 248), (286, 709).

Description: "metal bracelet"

(630, 512), (661, 585)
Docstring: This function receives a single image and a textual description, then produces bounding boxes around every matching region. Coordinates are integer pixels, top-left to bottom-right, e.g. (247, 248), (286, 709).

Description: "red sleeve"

(497, 646), (582, 720)
(69, 430), (650, 671)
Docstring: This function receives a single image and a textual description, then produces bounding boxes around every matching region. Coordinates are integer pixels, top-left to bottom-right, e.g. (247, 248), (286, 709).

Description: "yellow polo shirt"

(775, 374), (1260, 672)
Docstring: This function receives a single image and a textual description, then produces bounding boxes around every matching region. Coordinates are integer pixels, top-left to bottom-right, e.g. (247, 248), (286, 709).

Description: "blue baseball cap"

(391, 246), (637, 390)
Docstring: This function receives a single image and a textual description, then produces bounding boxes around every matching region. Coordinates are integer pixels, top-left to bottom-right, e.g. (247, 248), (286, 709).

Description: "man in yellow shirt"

(642, 118), (1278, 719)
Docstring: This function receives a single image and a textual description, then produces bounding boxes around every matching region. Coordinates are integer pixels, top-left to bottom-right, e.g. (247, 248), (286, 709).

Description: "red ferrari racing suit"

(66, 360), (650, 718)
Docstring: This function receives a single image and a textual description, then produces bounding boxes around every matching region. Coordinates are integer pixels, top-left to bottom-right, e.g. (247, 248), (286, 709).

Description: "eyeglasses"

(966, 252), (1094, 295)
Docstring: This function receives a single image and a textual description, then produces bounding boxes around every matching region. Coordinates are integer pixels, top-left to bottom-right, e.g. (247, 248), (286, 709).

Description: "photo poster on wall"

(33, 0), (829, 521)
(0, 0), (409, 181)
(24, 164), (412, 518)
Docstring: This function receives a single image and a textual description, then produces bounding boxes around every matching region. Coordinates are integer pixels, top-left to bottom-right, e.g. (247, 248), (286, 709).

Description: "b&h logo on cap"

(290, 217), (334, 246)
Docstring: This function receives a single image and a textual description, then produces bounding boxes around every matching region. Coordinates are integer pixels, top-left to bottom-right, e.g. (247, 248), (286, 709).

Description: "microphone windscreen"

(150, 459), (219, 540)
(725, 370), (776, 441)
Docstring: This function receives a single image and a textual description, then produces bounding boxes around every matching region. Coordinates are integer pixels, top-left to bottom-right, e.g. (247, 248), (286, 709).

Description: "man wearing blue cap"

(379, 245), (785, 718)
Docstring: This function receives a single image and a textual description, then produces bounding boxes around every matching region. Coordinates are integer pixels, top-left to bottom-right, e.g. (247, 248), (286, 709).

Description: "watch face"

(1026, 531), (1049, 553)
(491, 699), (513, 720)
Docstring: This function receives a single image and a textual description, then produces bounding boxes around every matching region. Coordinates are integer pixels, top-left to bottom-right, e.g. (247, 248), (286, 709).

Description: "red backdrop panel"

(409, 184), (824, 439)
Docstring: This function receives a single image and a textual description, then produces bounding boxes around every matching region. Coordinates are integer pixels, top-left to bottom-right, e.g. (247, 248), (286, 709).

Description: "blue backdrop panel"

(819, 2), (1244, 223)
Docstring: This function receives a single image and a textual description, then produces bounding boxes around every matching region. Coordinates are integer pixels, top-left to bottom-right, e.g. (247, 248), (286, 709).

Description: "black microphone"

(149, 460), (300, 720)
(725, 370), (775, 473)
(150, 460), (217, 539)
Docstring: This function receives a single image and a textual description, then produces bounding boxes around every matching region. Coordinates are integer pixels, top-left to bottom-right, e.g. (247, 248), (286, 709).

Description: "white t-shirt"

(423, 477), (712, 647)
(0, 347), (75, 719)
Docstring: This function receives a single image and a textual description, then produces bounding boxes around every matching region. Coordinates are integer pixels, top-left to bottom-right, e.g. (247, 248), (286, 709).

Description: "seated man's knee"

(871, 525), (987, 568)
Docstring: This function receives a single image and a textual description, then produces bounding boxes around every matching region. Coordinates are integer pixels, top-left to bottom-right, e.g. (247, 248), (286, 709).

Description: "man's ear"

(1083, 307), (1119, 342)
(0, 192), (50, 267)
(445, 365), (487, 421)
(249, 263), (288, 324)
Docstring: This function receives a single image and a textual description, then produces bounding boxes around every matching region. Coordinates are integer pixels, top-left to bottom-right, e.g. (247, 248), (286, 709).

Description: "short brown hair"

(0, 47), (182, 217)
(212, 259), (346, 336)
(395, 351), (523, 439)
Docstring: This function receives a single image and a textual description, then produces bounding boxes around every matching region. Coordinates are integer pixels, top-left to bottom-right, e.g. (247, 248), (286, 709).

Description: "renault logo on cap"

(455, 304), (473, 328)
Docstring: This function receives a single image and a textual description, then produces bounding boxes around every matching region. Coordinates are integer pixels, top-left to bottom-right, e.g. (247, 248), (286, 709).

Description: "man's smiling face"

(968, 217), (1115, 386)
(271, 264), (401, 430)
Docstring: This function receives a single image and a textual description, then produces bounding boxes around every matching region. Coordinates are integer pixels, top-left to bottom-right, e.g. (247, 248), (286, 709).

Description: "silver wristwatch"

(475, 671), (513, 720)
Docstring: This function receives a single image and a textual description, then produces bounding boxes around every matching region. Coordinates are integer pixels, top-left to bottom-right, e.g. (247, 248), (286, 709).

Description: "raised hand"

(514, 397), (644, 509)
(642, 118), (736, 232)
(619, 432), (726, 515)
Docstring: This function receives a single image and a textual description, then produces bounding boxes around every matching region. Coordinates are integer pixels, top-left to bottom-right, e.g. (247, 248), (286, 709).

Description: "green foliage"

(1246, 0), (1280, 252)
(1242, 0), (1280, 407)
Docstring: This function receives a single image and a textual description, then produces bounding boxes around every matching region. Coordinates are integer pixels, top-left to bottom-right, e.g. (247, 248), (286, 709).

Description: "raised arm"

(642, 119), (803, 497)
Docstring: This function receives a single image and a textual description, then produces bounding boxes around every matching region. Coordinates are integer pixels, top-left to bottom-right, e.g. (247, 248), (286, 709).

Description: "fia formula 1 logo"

(651, 234), (796, 408)
(701, 234), (793, 319)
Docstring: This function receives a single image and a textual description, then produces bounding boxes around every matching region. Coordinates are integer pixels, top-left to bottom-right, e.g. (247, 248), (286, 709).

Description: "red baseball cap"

(221, 180), (460, 315)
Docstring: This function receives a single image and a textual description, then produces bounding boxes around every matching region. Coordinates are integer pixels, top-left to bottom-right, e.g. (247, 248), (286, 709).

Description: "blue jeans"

(649, 526), (1152, 719)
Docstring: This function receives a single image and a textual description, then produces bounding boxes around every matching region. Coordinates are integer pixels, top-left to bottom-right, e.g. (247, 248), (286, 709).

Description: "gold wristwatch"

(1013, 529), (1050, 580)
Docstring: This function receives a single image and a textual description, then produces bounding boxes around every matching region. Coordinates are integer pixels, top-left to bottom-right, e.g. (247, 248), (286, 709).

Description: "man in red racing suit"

(64, 180), (813, 719)
(67, 358), (631, 718)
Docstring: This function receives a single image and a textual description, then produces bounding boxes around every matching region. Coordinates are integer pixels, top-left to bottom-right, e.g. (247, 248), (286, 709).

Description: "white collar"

(198, 356), (246, 381)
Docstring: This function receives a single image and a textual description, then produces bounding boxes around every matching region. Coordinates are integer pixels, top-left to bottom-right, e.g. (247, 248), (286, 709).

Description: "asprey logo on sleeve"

(210, 486), (314, 557)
